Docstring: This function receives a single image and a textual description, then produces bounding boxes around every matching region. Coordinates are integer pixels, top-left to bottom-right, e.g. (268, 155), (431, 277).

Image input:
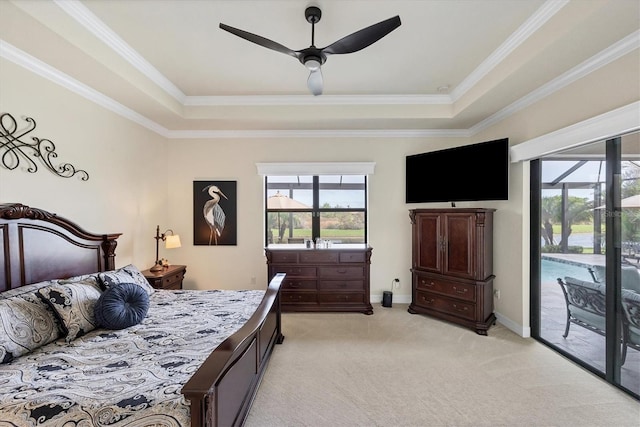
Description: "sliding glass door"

(532, 131), (640, 399)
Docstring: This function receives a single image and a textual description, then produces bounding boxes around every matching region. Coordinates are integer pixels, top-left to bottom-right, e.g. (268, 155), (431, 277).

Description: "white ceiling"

(1, 0), (639, 137)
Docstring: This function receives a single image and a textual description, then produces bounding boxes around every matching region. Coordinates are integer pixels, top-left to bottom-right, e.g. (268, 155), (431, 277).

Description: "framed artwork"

(193, 180), (237, 245)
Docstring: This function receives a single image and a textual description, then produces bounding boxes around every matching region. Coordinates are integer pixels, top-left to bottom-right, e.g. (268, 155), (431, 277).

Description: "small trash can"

(382, 290), (393, 308)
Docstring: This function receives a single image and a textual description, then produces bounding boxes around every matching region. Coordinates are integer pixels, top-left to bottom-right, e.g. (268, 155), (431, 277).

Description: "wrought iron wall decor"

(0, 112), (89, 180)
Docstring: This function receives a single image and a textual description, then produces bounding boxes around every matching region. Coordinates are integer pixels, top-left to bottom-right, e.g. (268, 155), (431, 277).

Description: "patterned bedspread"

(0, 289), (266, 427)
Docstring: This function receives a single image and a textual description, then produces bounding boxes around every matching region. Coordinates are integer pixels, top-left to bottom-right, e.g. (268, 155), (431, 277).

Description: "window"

(265, 175), (367, 245)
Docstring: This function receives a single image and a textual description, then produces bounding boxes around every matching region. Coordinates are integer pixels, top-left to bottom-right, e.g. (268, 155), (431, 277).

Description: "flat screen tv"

(406, 138), (509, 204)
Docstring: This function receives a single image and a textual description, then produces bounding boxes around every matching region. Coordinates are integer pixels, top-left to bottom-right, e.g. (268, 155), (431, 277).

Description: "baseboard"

(495, 311), (530, 337)
(370, 296), (531, 337)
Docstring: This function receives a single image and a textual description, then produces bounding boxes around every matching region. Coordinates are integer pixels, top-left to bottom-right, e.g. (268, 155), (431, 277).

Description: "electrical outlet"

(494, 289), (501, 299)
(393, 278), (400, 289)
(250, 276), (256, 285)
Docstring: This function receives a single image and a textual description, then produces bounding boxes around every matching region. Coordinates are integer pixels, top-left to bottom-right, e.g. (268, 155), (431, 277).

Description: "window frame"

(264, 175), (368, 246)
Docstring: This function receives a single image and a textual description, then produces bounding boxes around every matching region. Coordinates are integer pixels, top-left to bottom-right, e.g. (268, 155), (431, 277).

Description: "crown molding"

(469, 29), (640, 136)
(53, 0), (186, 103)
(184, 94), (451, 106)
(0, 39), (168, 135)
(450, 0), (569, 102)
(54, 0), (560, 109)
(165, 128), (471, 139)
(2, 26), (636, 140)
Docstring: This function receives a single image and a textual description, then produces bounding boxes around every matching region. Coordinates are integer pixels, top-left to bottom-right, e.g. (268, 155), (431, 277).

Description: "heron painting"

(193, 180), (237, 245)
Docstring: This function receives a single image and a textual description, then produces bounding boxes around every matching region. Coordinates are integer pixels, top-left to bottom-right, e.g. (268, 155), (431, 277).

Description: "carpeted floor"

(245, 303), (639, 427)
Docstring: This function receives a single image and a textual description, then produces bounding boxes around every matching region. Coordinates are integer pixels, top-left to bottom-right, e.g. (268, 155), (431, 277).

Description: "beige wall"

(1, 47), (637, 337)
(0, 58), (168, 267)
(165, 137), (467, 297)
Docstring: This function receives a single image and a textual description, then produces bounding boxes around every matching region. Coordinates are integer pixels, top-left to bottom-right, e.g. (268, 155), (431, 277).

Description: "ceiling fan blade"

(307, 68), (323, 96)
(321, 16), (401, 56)
(219, 23), (300, 59)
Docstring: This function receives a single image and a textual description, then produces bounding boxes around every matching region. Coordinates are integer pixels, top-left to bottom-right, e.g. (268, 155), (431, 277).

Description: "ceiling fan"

(219, 6), (401, 96)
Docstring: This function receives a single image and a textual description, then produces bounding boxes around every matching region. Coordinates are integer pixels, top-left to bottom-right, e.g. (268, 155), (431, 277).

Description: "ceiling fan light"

(305, 59), (321, 71)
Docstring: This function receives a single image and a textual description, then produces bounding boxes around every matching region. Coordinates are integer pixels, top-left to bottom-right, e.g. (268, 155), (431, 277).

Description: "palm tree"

(542, 195), (593, 250)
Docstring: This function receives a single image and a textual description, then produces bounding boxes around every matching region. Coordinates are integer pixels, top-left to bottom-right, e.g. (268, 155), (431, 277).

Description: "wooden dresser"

(265, 245), (373, 314)
(142, 264), (186, 290)
(408, 209), (496, 335)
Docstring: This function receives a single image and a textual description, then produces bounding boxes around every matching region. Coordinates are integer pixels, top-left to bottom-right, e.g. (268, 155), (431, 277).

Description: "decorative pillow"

(37, 278), (102, 342)
(0, 289), (62, 363)
(0, 279), (58, 300)
(94, 282), (150, 330)
(98, 264), (154, 296)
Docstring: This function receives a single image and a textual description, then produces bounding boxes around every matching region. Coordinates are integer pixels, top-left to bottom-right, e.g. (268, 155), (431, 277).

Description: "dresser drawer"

(415, 290), (476, 321)
(339, 252), (366, 263)
(265, 247), (373, 314)
(270, 252), (299, 263)
(282, 291), (317, 304)
(318, 280), (364, 291)
(300, 251), (339, 263)
(318, 266), (364, 279)
(415, 275), (475, 302)
(270, 266), (316, 277)
(318, 292), (365, 304)
(283, 279), (317, 290)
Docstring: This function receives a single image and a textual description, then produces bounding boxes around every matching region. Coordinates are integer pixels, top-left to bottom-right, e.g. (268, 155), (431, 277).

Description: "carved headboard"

(0, 203), (121, 293)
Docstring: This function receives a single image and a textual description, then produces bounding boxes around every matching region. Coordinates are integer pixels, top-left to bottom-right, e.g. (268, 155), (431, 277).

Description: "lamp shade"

(165, 234), (182, 249)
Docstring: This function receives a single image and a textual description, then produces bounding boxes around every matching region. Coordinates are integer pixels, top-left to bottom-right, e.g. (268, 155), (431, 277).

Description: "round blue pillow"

(94, 282), (149, 330)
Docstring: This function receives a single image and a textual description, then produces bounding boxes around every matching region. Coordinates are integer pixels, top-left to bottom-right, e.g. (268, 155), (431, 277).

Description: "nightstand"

(142, 265), (186, 290)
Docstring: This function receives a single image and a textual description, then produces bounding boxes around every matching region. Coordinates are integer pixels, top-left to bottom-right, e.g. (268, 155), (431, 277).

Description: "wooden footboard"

(182, 273), (285, 427)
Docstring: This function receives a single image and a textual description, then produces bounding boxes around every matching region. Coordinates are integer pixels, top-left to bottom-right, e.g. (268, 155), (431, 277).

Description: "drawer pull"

(337, 269), (348, 274)
(420, 296), (434, 304)
(452, 286), (467, 294)
(452, 304), (468, 312)
(290, 283), (300, 288)
(338, 283), (347, 288)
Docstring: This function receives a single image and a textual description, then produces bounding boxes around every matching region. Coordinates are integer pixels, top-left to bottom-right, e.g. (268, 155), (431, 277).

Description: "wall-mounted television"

(406, 138), (509, 204)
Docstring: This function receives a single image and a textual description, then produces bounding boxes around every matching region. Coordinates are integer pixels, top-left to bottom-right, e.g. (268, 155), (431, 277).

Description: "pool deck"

(543, 252), (640, 269)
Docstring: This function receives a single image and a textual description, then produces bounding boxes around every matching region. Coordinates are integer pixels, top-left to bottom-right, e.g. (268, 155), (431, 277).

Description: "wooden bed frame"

(0, 203), (284, 427)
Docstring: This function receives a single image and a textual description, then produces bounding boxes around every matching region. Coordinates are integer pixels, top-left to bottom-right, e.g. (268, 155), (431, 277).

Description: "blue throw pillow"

(94, 282), (149, 330)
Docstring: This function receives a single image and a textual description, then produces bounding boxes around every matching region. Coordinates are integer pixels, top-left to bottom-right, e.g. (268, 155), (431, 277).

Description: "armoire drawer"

(415, 275), (475, 302)
(414, 290), (476, 321)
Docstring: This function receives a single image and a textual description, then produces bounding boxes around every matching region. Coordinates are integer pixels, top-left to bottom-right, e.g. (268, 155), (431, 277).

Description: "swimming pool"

(540, 258), (593, 283)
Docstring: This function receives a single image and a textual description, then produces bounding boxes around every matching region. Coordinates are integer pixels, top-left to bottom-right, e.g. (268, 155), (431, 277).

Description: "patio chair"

(587, 265), (640, 293)
(622, 242), (640, 265)
(621, 290), (640, 364)
(557, 275), (640, 364)
(557, 277), (606, 339)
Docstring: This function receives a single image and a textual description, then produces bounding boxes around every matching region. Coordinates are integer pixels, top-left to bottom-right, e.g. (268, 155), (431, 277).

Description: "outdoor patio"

(540, 254), (640, 396)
